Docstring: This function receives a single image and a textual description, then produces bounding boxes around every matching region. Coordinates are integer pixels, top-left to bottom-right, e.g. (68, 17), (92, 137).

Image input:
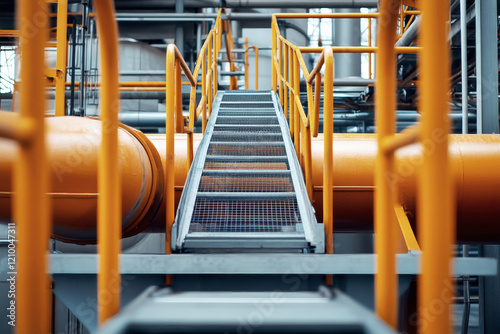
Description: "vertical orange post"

(293, 54), (300, 159)
(283, 45), (288, 120)
(368, 18), (372, 79)
(202, 49), (207, 132)
(207, 35), (213, 116)
(244, 37), (249, 90)
(212, 29), (217, 97)
(288, 46), (294, 136)
(55, 0), (68, 116)
(323, 47), (334, 259)
(272, 20), (277, 93)
(278, 40), (283, 104)
(94, 0), (121, 325)
(374, 0), (399, 328)
(418, 0), (454, 332)
(253, 47), (259, 90)
(165, 45), (176, 260)
(15, 0), (51, 332)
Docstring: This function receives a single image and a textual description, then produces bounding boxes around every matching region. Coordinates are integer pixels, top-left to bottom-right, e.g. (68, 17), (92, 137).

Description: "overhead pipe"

(1, 117), (500, 244)
(113, 0), (378, 9)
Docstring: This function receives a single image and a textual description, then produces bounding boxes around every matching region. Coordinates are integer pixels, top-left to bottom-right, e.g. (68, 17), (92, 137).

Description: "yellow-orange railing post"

(165, 45), (176, 260)
(323, 46), (334, 260)
(15, 0), (51, 332)
(208, 35), (213, 117)
(278, 40), (283, 103)
(244, 37), (249, 90)
(418, 0), (454, 332)
(368, 18), (372, 79)
(283, 45), (288, 119)
(374, 0), (399, 328)
(55, 0), (68, 116)
(292, 53), (300, 159)
(288, 46), (294, 135)
(272, 19), (277, 93)
(93, 0), (121, 325)
(202, 49), (207, 132)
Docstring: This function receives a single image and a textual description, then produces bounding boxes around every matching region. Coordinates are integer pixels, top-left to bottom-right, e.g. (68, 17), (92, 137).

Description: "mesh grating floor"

(216, 116), (279, 125)
(189, 198), (301, 233)
(210, 132), (283, 142)
(198, 173), (294, 192)
(207, 143), (287, 156)
(218, 110), (276, 117)
(219, 103), (275, 109)
(213, 125), (281, 133)
(204, 160), (290, 170)
(221, 94), (272, 102)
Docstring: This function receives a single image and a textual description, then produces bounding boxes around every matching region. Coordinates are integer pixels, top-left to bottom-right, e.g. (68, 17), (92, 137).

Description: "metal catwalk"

(172, 91), (323, 253)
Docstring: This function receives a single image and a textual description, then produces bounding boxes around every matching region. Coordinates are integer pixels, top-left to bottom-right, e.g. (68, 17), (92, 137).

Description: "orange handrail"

(165, 8), (234, 259)
(244, 37), (259, 90)
(93, 0), (122, 325)
(271, 14), (334, 265)
(0, 0), (51, 332)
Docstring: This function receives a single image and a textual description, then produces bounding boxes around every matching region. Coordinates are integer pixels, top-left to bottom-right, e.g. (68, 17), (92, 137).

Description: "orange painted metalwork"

(55, 0), (68, 116)
(374, 0), (400, 327)
(244, 37), (259, 90)
(1, 129), (500, 243)
(93, 0), (122, 324)
(418, 0), (454, 333)
(4, 0), (51, 332)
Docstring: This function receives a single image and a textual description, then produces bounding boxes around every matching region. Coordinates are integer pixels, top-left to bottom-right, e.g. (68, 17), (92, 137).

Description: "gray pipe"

(115, 0), (378, 9)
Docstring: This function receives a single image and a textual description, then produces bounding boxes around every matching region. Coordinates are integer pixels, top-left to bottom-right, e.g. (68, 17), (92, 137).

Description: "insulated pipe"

(1, 118), (500, 243)
(0, 117), (163, 244)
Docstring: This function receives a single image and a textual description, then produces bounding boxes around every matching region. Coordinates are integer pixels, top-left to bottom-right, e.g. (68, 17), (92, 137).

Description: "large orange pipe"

(1, 117), (499, 243)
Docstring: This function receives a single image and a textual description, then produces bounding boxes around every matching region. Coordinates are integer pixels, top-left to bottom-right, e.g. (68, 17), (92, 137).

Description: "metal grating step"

(218, 110), (277, 117)
(219, 102), (275, 109)
(198, 170), (294, 193)
(210, 132), (283, 142)
(189, 197), (302, 233)
(213, 125), (281, 133)
(207, 142), (287, 156)
(204, 156), (290, 170)
(173, 90), (320, 253)
(215, 116), (279, 125)
(222, 94), (272, 102)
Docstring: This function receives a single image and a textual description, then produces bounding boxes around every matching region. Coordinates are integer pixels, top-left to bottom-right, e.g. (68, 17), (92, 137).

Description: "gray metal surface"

(98, 287), (396, 334)
(173, 91), (320, 252)
(475, 0), (499, 134)
(49, 253), (498, 276)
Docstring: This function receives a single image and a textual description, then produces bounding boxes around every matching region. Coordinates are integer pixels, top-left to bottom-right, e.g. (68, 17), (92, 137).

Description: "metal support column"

(475, 0), (499, 134)
(175, 0), (184, 57)
(333, 8), (361, 78)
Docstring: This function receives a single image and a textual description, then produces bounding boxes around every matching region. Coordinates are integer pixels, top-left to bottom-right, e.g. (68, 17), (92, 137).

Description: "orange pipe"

(1, 121), (499, 244)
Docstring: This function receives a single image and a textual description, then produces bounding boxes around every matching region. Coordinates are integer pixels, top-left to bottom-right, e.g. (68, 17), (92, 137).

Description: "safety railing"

(244, 36), (259, 90)
(165, 9), (234, 261)
(272, 5), (452, 332)
(0, 0), (51, 333)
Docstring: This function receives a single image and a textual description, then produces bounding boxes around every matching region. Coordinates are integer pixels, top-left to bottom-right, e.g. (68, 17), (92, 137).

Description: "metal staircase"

(172, 90), (323, 253)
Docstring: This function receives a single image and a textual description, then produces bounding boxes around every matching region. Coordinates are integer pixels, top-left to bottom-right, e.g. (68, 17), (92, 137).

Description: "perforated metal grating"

(219, 103), (275, 109)
(204, 160), (290, 170)
(221, 94), (272, 102)
(213, 125), (281, 133)
(218, 110), (276, 117)
(210, 132), (283, 142)
(216, 116), (279, 125)
(207, 143), (287, 156)
(198, 173), (294, 192)
(189, 198), (301, 233)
